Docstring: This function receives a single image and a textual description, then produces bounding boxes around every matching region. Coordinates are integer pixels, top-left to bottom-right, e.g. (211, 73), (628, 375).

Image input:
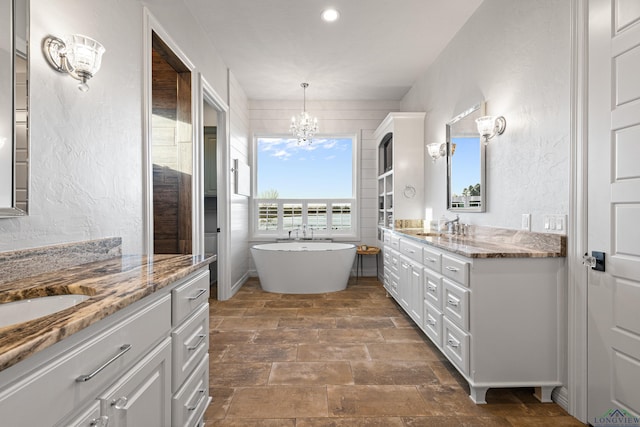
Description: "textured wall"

(401, 0), (571, 232)
(0, 0), (231, 255)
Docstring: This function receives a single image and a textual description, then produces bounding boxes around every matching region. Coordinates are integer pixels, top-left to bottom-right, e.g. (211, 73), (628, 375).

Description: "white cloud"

(273, 150), (291, 159)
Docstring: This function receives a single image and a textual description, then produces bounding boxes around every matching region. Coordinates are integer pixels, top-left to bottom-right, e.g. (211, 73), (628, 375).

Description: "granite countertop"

(0, 254), (214, 372)
(392, 227), (566, 259)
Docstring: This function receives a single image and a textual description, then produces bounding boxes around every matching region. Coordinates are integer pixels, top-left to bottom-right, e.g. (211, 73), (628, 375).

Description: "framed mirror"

(0, 0), (29, 217)
(447, 102), (485, 212)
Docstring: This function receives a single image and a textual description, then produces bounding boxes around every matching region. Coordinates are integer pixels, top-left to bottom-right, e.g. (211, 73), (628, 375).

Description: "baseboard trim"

(553, 386), (569, 411)
(231, 272), (250, 297)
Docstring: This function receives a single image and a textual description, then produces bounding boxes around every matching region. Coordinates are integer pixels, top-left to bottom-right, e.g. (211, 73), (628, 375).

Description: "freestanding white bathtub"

(250, 242), (356, 294)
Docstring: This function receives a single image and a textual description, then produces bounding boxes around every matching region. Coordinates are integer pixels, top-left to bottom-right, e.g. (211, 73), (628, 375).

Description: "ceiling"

(183, 0), (483, 101)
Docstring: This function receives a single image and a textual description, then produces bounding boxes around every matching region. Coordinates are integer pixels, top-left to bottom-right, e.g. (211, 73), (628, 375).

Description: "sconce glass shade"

(43, 34), (105, 92)
(426, 142), (446, 162)
(475, 115), (506, 143)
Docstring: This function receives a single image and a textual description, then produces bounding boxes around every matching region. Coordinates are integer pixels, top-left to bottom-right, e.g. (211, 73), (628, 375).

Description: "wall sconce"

(426, 143), (446, 162)
(475, 115), (506, 144)
(43, 34), (105, 92)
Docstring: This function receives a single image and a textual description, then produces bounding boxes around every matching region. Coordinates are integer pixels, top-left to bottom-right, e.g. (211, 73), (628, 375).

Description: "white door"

(588, 0), (640, 423)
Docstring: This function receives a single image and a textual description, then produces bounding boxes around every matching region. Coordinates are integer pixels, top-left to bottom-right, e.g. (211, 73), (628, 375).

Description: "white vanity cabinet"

(383, 231), (564, 404)
(0, 268), (211, 427)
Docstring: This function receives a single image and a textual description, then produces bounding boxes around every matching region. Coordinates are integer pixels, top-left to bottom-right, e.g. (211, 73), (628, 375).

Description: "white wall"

(248, 100), (400, 275)
(0, 0), (240, 257)
(401, 0), (571, 232)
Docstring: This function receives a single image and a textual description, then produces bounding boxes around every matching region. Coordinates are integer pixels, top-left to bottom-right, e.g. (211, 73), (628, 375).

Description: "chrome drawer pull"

(427, 318), (436, 326)
(188, 389), (207, 411)
(187, 334), (206, 351)
(425, 257), (437, 263)
(405, 248), (415, 254)
(445, 266), (460, 272)
(447, 298), (459, 307)
(76, 344), (132, 382)
(427, 284), (437, 292)
(188, 288), (207, 300)
(447, 338), (460, 348)
(89, 416), (109, 427)
(111, 396), (128, 409)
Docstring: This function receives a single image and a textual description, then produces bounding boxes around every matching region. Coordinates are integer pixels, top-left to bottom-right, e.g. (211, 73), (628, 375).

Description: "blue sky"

(257, 137), (353, 198)
(450, 137), (481, 195)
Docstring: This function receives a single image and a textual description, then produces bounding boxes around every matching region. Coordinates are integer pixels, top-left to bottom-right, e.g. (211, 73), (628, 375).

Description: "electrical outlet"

(521, 214), (531, 231)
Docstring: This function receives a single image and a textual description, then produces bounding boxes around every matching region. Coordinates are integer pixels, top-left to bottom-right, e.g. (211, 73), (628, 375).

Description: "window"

(253, 136), (358, 239)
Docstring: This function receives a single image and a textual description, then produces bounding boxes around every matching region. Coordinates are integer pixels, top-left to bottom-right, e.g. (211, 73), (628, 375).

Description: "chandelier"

(290, 82), (318, 144)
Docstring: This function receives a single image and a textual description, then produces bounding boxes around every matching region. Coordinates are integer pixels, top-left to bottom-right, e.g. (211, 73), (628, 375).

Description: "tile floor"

(205, 277), (584, 426)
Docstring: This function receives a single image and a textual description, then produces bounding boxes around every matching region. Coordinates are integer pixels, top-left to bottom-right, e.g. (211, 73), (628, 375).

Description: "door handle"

(583, 251), (605, 272)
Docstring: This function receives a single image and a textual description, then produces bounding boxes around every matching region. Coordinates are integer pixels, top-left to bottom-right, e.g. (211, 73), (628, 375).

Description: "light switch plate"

(543, 214), (567, 233)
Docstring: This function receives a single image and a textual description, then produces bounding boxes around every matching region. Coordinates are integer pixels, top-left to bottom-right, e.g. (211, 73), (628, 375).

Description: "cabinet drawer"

(0, 294), (171, 427)
(172, 270), (210, 326)
(443, 279), (470, 330)
(383, 230), (391, 244)
(442, 255), (469, 287)
(422, 246), (442, 272)
(385, 268), (399, 299)
(389, 250), (400, 276)
(423, 301), (443, 348)
(399, 239), (422, 264)
(390, 234), (400, 250)
(443, 317), (470, 376)
(172, 303), (209, 391)
(383, 248), (391, 267)
(383, 266), (392, 292)
(172, 353), (210, 427)
(424, 269), (443, 310)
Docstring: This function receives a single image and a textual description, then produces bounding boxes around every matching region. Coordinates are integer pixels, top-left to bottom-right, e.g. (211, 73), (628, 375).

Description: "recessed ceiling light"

(321, 8), (340, 22)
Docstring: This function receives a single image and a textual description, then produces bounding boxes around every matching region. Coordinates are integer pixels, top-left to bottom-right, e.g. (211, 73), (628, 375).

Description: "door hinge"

(583, 251), (605, 272)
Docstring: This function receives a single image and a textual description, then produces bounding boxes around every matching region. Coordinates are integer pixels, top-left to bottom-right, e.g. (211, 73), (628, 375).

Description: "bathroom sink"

(0, 294), (90, 328)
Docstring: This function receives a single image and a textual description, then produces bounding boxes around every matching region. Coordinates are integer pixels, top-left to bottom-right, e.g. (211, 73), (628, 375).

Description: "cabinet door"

(398, 256), (411, 310)
(54, 401), (108, 427)
(409, 263), (423, 326)
(100, 338), (172, 427)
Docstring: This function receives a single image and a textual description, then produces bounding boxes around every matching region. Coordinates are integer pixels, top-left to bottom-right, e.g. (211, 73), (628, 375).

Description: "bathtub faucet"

(289, 228), (301, 240)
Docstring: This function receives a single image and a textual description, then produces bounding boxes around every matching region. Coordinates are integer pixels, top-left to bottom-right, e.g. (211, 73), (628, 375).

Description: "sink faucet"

(443, 215), (460, 234)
